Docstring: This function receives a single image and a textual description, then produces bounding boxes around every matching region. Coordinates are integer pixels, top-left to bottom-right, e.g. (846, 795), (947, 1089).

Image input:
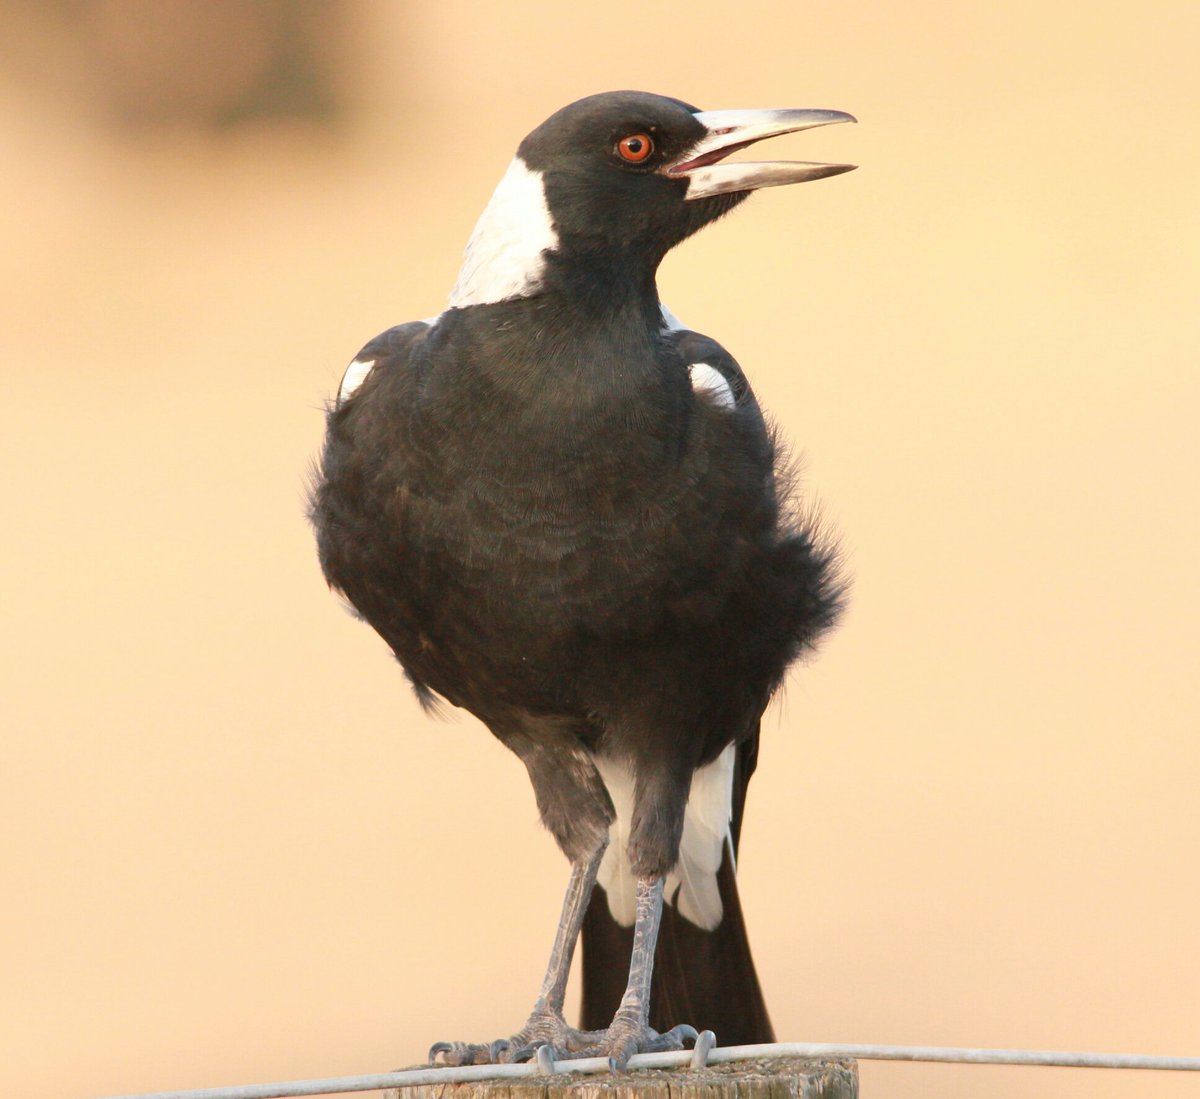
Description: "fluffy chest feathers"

(405, 304), (715, 513)
(318, 303), (778, 699)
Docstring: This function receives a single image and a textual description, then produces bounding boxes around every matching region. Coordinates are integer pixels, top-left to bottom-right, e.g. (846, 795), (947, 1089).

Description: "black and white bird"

(311, 90), (853, 1070)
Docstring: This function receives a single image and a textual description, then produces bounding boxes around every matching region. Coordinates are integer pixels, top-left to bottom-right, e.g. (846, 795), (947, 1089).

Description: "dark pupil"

(626, 138), (643, 154)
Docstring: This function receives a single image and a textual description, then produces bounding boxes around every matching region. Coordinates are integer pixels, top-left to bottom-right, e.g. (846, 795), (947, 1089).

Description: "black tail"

(579, 849), (775, 1043)
(577, 733), (775, 1045)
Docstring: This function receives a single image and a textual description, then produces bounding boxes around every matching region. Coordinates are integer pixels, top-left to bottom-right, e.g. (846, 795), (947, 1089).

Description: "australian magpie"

(311, 90), (853, 1070)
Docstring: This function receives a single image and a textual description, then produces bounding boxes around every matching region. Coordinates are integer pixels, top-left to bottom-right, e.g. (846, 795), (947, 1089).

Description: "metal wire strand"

(93, 1040), (1200, 1099)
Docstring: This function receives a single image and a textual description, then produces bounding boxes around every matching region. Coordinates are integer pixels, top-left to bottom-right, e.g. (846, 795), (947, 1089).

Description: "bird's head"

(449, 90), (856, 311)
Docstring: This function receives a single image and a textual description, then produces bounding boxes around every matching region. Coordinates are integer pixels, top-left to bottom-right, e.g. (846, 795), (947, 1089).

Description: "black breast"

(312, 300), (843, 756)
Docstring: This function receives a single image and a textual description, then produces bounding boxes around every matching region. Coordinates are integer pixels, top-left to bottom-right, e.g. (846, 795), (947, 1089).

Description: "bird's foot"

(428, 1011), (697, 1070)
(582, 1016), (699, 1072)
(429, 1009), (605, 1066)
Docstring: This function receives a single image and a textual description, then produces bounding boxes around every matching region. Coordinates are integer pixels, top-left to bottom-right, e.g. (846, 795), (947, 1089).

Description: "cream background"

(3, 4), (1197, 1098)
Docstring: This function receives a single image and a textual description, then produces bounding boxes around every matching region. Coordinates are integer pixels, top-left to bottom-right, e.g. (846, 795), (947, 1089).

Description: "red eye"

(616, 133), (654, 163)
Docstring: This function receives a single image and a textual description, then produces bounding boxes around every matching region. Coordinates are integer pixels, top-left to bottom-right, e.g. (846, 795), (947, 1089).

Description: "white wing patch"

(595, 744), (736, 931)
(337, 358), (375, 404)
(689, 362), (737, 409)
(448, 157), (559, 308)
(335, 317), (440, 406)
(660, 307), (737, 410)
(659, 303), (688, 331)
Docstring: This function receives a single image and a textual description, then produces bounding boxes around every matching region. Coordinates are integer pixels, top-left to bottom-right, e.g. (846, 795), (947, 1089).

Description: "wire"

(93, 1040), (1200, 1099)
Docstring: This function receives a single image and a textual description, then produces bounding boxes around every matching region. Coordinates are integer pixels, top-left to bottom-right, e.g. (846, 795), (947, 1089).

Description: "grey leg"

(428, 860), (696, 1069)
(598, 875), (697, 1070)
(429, 842), (610, 1065)
(428, 740), (698, 1072)
(530, 841), (607, 1018)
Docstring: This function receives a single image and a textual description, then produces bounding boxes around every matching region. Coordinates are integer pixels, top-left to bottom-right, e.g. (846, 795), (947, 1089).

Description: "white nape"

(337, 358), (375, 404)
(688, 363), (736, 408)
(448, 157), (559, 308)
(595, 743), (735, 931)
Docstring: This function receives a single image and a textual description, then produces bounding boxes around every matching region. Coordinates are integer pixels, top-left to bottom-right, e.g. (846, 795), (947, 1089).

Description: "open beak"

(668, 108), (857, 200)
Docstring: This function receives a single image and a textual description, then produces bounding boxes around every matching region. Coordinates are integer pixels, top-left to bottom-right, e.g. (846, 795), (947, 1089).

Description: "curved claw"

(606, 1022), (699, 1071)
(498, 1041), (536, 1064)
(428, 1038), (511, 1066)
(487, 1039), (512, 1062)
(606, 1029), (638, 1072)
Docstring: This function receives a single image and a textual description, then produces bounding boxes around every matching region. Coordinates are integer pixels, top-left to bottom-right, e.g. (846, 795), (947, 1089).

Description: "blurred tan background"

(3, 3), (1197, 1098)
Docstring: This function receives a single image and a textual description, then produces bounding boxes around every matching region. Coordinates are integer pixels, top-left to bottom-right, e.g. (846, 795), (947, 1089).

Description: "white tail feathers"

(594, 755), (637, 926)
(594, 745), (736, 931)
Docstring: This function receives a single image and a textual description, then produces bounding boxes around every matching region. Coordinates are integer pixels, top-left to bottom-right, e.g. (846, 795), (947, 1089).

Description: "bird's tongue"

(668, 139), (759, 176)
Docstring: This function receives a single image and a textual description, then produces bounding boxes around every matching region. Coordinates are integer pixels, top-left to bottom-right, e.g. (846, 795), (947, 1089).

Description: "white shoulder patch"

(689, 362), (737, 409)
(660, 307), (737, 409)
(595, 744), (736, 931)
(337, 358), (375, 404)
(660, 303), (688, 331)
(448, 157), (558, 308)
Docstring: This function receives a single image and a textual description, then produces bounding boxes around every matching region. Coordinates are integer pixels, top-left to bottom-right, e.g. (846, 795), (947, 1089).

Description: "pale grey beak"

(668, 108), (857, 200)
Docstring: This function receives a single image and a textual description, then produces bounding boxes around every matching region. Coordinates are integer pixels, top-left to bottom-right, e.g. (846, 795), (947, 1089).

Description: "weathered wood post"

(385, 1056), (857, 1099)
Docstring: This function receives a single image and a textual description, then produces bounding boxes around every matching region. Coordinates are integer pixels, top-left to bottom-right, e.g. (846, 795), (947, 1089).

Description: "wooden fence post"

(386, 1055), (857, 1099)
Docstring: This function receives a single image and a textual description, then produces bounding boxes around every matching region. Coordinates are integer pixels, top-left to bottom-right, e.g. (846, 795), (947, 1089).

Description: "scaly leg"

(586, 875), (697, 1070)
(430, 842), (610, 1064)
(430, 869), (696, 1069)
